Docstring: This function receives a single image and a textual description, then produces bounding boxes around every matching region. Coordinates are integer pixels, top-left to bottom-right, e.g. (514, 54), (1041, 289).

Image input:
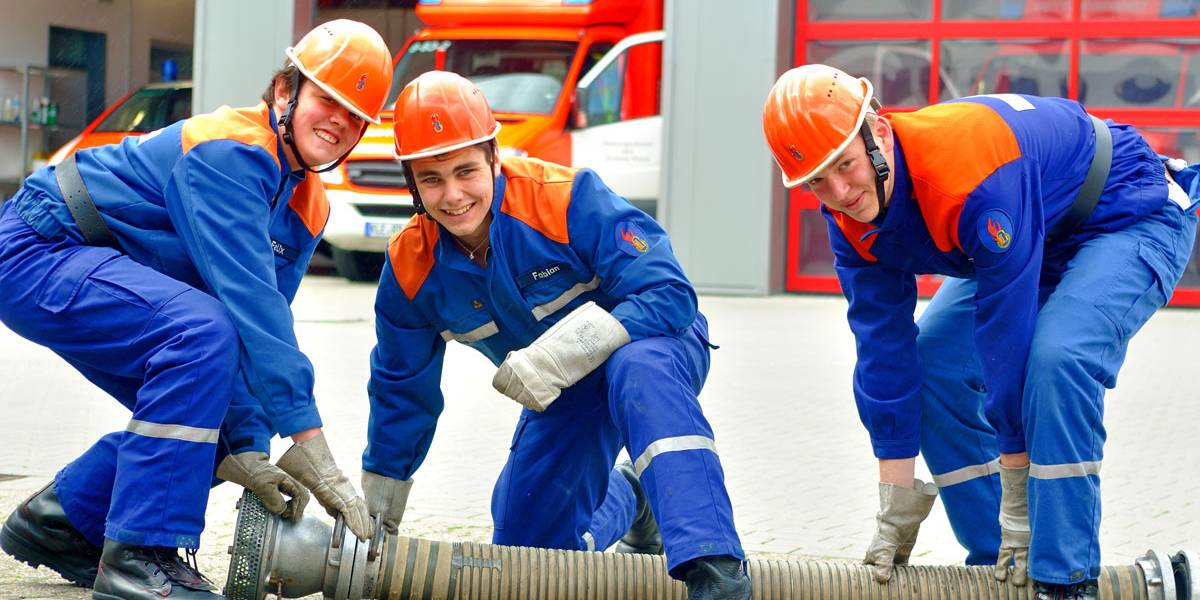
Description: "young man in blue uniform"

(0, 21), (391, 599)
(762, 64), (1199, 599)
(360, 71), (750, 599)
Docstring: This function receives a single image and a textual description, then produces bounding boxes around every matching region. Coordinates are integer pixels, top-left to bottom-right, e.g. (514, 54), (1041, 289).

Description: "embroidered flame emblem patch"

(977, 209), (1015, 254)
(987, 217), (1012, 249)
(621, 227), (649, 253)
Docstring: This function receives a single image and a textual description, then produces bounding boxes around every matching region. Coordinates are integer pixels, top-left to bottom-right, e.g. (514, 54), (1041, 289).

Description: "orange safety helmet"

(762, 64), (879, 188)
(286, 19), (393, 125)
(393, 71), (501, 161)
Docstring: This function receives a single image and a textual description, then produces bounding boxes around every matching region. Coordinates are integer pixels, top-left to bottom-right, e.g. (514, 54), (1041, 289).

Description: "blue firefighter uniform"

(0, 103), (326, 549)
(363, 157), (744, 575)
(825, 94), (1199, 584)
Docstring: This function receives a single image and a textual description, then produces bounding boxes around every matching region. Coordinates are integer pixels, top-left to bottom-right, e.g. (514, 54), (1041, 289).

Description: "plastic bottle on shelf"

(46, 101), (57, 126)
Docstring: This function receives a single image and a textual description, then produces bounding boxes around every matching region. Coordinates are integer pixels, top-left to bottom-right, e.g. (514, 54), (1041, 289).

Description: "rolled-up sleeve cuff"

(271, 406), (323, 438)
(871, 437), (921, 460)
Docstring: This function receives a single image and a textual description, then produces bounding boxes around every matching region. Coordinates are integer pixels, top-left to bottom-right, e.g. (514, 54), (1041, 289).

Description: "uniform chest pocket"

(439, 306), (499, 345)
(518, 270), (601, 321)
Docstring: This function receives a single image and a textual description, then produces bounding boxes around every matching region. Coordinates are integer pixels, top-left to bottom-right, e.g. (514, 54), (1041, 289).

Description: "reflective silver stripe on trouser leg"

(931, 458), (1001, 487)
(1029, 461), (1101, 480)
(632, 435), (719, 478)
(125, 419), (220, 444)
(582, 531), (596, 551)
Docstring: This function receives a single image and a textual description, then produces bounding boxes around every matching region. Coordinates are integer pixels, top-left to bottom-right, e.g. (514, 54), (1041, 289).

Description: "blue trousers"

(490, 314), (744, 577)
(0, 204), (239, 549)
(917, 200), (1196, 584)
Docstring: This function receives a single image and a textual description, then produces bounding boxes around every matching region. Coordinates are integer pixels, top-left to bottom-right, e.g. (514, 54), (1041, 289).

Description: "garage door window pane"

(940, 39), (1068, 101)
(943, 0), (1069, 20)
(1079, 39), (1199, 108)
(809, 0), (931, 21)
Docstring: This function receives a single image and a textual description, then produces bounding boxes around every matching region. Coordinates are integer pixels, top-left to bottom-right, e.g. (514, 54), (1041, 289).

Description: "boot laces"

(152, 547), (215, 590)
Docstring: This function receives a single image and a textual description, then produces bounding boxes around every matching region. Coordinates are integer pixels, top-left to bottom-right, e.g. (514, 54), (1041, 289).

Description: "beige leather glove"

(217, 451), (310, 520)
(361, 471), (413, 535)
(492, 301), (631, 411)
(994, 464), (1031, 586)
(864, 479), (938, 583)
(276, 432), (373, 540)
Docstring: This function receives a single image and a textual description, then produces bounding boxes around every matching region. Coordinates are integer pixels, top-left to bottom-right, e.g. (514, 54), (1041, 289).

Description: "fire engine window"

(1082, 0), (1200, 19)
(806, 40), (934, 107)
(809, 0), (931, 20)
(388, 39), (578, 115)
(1079, 39), (1199, 109)
(943, 0), (1069, 19)
(938, 39), (1068, 101)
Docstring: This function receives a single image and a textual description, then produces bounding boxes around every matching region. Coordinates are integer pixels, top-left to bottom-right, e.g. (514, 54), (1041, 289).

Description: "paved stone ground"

(1, 275), (1197, 598)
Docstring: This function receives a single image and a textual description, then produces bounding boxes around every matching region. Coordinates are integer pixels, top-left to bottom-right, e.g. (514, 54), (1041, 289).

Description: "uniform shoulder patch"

(615, 221), (651, 256)
(978, 208), (1014, 253)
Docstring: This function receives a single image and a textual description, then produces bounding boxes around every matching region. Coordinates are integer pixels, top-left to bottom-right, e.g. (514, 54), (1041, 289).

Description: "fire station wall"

(193, 0), (313, 115)
(661, 0), (792, 295)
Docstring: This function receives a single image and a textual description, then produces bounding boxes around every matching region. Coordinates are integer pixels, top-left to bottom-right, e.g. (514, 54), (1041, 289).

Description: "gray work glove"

(216, 451), (310, 521)
(276, 432), (373, 540)
(361, 471), (413, 535)
(493, 301), (631, 412)
(864, 479), (939, 583)
(994, 464), (1031, 586)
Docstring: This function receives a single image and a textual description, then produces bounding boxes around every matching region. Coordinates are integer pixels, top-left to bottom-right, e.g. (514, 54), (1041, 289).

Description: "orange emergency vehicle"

(320, 0), (665, 280)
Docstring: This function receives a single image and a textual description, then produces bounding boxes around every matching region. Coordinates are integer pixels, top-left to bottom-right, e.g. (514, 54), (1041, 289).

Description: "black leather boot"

(0, 480), (102, 587)
(683, 555), (751, 600)
(1034, 578), (1099, 600)
(92, 540), (224, 599)
(613, 461), (664, 555)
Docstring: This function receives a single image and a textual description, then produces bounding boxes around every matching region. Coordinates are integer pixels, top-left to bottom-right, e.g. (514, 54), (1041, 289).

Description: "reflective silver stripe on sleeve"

(582, 531), (595, 552)
(1029, 461), (1101, 480)
(931, 458), (1001, 488)
(632, 435), (718, 477)
(531, 276), (601, 321)
(439, 321), (499, 343)
(126, 419), (219, 444)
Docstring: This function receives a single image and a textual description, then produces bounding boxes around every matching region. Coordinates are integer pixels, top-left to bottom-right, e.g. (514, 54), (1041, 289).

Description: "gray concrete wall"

(660, 0), (792, 295)
(193, 0), (303, 114)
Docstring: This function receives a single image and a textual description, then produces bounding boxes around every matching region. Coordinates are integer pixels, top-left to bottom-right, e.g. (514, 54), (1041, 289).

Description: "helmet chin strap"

(277, 69), (364, 174)
(859, 121), (891, 221)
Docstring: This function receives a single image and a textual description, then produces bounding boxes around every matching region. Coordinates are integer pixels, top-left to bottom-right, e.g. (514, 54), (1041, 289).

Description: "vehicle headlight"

(499, 146), (528, 159)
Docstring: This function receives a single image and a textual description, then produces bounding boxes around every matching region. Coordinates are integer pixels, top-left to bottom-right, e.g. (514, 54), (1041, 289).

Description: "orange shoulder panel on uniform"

(499, 157), (577, 244)
(888, 102), (1022, 253)
(181, 103), (281, 167)
(288, 174), (330, 237)
(388, 215), (440, 300)
(831, 210), (879, 262)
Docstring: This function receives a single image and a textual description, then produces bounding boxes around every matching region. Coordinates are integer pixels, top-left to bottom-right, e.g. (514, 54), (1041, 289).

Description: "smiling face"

(806, 116), (896, 223)
(409, 143), (500, 247)
(273, 78), (363, 169)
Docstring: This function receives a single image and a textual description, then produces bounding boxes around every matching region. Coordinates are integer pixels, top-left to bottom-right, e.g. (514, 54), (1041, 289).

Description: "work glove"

(994, 464), (1031, 586)
(492, 301), (631, 411)
(864, 479), (939, 583)
(362, 471), (413, 535)
(216, 451), (310, 520)
(276, 432), (373, 540)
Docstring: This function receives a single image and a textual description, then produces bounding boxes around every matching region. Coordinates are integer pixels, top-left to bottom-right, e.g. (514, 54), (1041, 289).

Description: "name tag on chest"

(271, 239), (300, 261)
(517, 263), (566, 289)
